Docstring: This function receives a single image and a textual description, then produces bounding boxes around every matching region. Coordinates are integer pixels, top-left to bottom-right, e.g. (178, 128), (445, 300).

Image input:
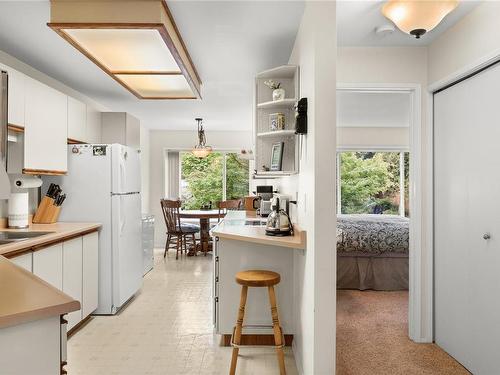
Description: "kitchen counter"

(0, 255), (80, 329)
(0, 222), (101, 258)
(211, 211), (306, 249)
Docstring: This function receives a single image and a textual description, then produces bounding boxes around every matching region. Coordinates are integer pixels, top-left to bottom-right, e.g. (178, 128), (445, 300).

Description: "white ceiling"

(337, 0), (481, 47)
(0, 1), (304, 131)
(337, 91), (410, 128)
(0, 1), (482, 131)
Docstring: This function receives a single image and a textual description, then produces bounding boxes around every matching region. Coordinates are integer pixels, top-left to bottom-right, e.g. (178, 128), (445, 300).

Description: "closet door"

(434, 62), (500, 374)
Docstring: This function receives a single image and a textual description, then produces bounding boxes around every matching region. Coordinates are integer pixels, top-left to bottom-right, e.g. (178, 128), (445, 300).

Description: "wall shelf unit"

(254, 65), (300, 177)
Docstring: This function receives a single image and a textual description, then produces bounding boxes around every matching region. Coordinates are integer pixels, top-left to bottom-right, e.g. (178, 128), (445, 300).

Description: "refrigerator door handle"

(120, 196), (126, 234)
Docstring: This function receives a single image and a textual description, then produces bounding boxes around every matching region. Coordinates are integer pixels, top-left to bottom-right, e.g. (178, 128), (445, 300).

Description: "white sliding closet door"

(434, 62), (500, 374)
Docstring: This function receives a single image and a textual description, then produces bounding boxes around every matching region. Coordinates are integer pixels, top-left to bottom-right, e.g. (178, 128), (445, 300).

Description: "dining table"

(178, 209), (223, 255)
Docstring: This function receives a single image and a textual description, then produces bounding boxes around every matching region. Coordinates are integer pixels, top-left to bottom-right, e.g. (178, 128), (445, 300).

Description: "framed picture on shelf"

(270, 142), (284, 171)
(269, 113), (285, 131)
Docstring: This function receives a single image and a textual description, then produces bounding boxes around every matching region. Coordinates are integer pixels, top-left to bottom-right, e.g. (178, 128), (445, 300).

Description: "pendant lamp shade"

(192, 118), (212, 158)
(382, 0), (458, 39)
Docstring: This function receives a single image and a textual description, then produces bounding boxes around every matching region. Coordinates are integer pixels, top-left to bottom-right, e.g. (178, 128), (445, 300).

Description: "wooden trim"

(221, 334), (293, 347)
(68, 314), (93, 338)
(111, 70), (182, 75)
(160, 1), (202, 84)
(3, 228), (99, 259)
(7, 124), (24, 133)
(23, 168), (67, 176)
(47, 22), (164, 30)
(47, 21), (201, 100)
(155, 25), (201, 99)
(67, 138), (86, 144)
(31, 228), (99, 253)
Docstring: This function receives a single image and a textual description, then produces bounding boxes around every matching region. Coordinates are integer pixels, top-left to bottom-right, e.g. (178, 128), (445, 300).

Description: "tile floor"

(67, 249), (298, 375)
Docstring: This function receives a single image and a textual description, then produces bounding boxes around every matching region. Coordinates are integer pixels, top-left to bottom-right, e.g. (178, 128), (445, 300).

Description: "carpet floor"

(336, 290), (471, 375)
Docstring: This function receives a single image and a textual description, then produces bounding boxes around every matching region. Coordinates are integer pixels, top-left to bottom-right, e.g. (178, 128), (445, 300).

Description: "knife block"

(32, 196), (61, 224)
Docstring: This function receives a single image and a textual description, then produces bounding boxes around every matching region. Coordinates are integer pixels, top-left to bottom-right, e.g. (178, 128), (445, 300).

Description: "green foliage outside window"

(340, 152), (409, 216)
(180, 152), (249, 210)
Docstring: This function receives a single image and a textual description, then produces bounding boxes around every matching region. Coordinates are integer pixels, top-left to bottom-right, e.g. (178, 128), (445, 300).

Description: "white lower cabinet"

(82, 232), (99, 318)
(63, 237), (83, 330)
(33, 243), (63, 290)
(29, 231), (99, 331)
(10, 252), (32, 272)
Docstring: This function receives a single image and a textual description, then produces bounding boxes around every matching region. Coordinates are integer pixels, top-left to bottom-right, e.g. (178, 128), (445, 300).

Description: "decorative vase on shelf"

(272, 88), (285, 101)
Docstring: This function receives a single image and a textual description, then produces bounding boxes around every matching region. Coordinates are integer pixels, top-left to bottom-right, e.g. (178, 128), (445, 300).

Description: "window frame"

(336, 148), (409, 217)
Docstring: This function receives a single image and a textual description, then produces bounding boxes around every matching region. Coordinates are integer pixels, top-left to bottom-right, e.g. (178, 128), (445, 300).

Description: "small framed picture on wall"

(270, 142), (284, 171)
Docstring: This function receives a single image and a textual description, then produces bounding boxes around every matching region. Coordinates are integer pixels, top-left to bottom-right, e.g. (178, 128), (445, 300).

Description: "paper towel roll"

(8, 192), (29, 228)
(13, 175), (43, 189)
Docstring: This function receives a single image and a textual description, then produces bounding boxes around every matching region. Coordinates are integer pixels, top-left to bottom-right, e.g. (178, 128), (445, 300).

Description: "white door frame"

(337, 83), (424, 342)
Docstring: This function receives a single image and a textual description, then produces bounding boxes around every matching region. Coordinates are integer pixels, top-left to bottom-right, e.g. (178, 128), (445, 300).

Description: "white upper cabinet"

(101, 112), (140, 149)
(24, 76), (68, 173)
(0, 64), (26, 127)
(86, 105), (102, 144)
(67, 96), (87, 143)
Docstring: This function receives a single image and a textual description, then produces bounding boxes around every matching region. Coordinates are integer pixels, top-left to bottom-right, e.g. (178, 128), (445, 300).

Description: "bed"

(336, 214), (409, 291)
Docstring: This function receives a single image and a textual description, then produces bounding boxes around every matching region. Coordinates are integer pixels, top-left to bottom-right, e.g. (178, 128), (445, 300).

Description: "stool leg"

(268, 286), (286, 375)
(230, 285), (248, 375)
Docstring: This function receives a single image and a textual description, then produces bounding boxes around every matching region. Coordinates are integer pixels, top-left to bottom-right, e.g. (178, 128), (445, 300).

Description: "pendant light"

(382, 0), (458, 39)
(192, 118), (212, 158)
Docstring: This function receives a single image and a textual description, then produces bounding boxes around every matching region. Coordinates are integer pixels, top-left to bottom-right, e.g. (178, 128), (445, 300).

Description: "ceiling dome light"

(192, 118), (212, 158)
(382, 0), (458, 39)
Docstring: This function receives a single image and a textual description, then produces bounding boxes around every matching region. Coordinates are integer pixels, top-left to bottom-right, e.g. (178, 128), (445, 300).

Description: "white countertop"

(210, 211), (306, 249)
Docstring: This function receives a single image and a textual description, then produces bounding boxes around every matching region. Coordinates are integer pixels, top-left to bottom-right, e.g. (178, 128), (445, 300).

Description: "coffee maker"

(255, 185), (273, 217)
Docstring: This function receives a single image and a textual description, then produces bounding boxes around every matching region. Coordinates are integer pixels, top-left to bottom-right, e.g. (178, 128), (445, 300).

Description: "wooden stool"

(229, 270), (286, 375)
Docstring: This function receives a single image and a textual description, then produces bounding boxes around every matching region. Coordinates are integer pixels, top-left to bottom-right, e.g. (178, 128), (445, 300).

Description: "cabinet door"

(33, 243), (63, 290)
(86, 106), (101, 144)
(10, 252), (32, 272)
(125, 113), (140, 149)
(82, 232), (99, 318)
(24, 77), (68, 173)
(0, 64), (25, 127)
(63, 237), (83, 330)
(68, 96), (86, 143)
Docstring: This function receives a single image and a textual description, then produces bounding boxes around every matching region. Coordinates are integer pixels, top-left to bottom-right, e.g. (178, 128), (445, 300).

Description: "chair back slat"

(161, 199), (182, 234)
(217, 199), (243, 220)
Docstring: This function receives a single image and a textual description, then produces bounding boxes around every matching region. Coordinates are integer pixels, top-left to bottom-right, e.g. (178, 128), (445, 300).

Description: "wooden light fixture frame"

(48, 1), (201, 100)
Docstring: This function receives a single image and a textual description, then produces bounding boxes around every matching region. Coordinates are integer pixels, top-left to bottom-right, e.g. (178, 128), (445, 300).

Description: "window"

(179, 151), (249, 209)
(336, 151), (409, 217)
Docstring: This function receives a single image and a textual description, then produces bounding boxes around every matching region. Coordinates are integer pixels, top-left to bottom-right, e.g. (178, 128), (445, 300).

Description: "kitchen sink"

(0, 231), (54, 243)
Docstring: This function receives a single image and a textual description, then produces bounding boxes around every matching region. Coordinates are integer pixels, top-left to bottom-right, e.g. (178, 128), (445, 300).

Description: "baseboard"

(67, 315), (93, 338)
(220, 334), (294, 347)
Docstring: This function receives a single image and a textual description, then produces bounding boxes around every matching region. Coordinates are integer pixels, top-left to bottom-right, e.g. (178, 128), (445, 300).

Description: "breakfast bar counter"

(210, 210), (306, 249)
(211, 211), (305, 346)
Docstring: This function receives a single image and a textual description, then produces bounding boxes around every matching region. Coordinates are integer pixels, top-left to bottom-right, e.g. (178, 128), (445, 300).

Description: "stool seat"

(235, 270), (280, 287)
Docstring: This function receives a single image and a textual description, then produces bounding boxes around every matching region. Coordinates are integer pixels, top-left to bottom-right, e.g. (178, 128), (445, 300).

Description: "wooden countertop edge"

(0, 258), (81, 329)
(0, 300), (81, 329)
(2, 225), (101, 259)
(212, 226), (306, 250)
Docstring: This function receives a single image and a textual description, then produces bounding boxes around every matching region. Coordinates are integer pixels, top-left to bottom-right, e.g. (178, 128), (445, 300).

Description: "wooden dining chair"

(160, 199), (200, 259)
(217, 199), (243, 222)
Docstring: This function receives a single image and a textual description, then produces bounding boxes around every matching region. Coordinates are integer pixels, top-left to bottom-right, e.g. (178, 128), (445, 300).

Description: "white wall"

(428, 2), (500, 87)
(140, 126), (150, 213)
(288, 3), (336, 374)
(149, 130), (252, 247)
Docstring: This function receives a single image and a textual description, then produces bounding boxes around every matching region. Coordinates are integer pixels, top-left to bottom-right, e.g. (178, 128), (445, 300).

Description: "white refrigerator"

(44, 144), (143, 314)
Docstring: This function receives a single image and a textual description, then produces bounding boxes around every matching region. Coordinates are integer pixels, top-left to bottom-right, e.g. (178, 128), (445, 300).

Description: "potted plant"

(264, 80), (285, 101)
